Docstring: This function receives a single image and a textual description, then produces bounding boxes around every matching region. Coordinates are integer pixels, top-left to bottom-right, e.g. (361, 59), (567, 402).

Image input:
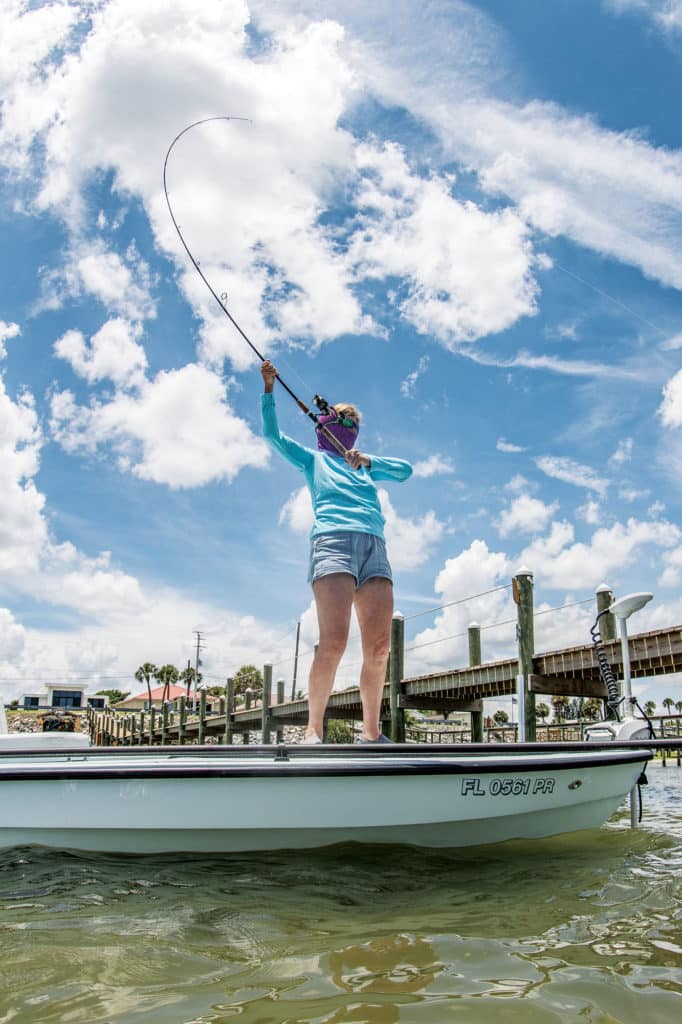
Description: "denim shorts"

(308, 531), (393, 588)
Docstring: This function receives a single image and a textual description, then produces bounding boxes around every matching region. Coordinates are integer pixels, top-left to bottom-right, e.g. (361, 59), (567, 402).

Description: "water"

(1, 769), (681, 1024)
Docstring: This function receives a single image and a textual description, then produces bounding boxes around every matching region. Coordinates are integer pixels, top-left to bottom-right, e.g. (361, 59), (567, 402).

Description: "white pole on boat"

(608, 592), (653, 712)
(608, 592), (653, 829)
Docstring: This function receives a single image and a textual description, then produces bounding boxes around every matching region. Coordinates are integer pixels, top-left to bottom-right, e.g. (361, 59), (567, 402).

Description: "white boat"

(0, 743), (650, 854)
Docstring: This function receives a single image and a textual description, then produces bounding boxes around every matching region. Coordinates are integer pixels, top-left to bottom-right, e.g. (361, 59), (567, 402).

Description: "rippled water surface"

(1, 768), (681, 1024)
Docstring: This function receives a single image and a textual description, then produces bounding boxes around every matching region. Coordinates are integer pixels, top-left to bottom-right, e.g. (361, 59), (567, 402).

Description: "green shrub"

(325, 719), (354, 744)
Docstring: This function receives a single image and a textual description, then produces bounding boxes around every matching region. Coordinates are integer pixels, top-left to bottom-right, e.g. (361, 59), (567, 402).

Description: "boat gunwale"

(0, 740), (666, 760)
(0, 747), (652, 782)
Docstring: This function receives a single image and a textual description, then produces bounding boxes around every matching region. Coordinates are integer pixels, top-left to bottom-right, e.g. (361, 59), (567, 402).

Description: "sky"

(2, 0), (682, 717)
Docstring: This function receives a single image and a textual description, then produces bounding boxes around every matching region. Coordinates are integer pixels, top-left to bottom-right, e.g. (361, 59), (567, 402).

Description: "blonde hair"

(334, 402), (361, 426)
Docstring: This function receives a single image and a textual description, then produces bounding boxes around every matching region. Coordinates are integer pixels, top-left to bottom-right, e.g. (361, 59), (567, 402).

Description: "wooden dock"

(89, 622), (682, 747)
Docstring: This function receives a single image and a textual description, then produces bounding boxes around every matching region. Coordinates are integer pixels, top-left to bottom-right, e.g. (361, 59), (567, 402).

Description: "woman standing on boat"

(260, 359), (412, 744)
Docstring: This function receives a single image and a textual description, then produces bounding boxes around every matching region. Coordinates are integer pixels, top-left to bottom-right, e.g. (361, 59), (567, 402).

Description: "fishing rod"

(162, 115), (348, 457)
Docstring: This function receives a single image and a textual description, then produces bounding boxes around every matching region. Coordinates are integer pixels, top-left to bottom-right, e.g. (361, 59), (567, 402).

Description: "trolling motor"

(585, 591), (655, 742)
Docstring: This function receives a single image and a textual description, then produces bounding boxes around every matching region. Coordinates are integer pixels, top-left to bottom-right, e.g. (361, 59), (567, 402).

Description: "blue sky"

(1, 0), (682, 715)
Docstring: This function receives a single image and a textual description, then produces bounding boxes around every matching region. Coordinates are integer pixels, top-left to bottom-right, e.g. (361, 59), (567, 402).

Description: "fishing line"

(163, 115), (348, 455)
(554, 261), (668, 338)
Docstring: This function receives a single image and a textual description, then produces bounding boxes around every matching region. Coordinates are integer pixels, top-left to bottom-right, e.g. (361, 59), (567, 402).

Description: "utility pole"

(192, 630), (206, 710)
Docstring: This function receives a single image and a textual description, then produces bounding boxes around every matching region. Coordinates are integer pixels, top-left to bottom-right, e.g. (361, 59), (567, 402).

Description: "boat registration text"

(461, 777), (556, 797)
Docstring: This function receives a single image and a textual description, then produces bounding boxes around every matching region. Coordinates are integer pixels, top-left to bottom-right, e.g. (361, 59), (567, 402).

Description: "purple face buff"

(316, 410), (359, 454)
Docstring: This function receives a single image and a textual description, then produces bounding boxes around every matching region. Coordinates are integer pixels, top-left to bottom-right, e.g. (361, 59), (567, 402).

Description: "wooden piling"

(138, 711), (145, 745)
(389, 614), (405, 742)
(468, 622), (484, 742)
(596, 584), (616, 643)
(225, 678), (234, 745)
(262, 663), (272, 744)
(161, 702), (169, 745)
(178, 696), (186, 745)
(148, 707), (156, 745)
(198, 689), (206, 744)
(276, 679), (285, 743)
(514, 567), (536, 742)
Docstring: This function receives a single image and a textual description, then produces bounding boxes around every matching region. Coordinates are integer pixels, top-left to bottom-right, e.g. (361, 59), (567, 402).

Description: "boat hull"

(0, 745), (650, 854)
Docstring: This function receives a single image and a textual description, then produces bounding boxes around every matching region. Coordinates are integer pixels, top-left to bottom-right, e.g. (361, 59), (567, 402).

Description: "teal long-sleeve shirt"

(261, 393), (412, 540)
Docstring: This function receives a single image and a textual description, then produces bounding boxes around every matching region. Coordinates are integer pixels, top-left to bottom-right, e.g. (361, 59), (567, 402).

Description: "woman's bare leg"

(306, 573), (356, 740)
(354, 577), (394, 740)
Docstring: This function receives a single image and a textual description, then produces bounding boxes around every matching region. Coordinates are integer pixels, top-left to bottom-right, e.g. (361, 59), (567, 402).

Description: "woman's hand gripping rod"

(260, 361), (349, 458)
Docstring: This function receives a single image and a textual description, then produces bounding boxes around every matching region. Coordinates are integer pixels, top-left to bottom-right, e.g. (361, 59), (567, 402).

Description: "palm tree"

(135, 662), (157, 709)
(535, 703), (550, 724)
(583, 699), (602, 722)
(675, 701), (682, 715)
(233, 664), (263, 697)
(644, 700), (656, 717)
(179, 663), (199, 702)
(663, 697), (675, 716)
(551, 696), (570, 723)
(155, 664), (179, 703)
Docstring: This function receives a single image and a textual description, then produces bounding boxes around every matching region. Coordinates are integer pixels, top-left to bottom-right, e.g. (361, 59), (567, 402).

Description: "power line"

(403, 584), (512, 621)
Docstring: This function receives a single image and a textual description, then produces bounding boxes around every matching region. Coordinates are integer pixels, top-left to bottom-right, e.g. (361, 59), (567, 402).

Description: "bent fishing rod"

(163, 115), (348, 457)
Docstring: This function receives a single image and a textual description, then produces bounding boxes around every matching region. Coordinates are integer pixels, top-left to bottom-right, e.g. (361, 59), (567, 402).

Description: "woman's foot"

(301, 731), (322, 745)
(358, 733), (392, 744)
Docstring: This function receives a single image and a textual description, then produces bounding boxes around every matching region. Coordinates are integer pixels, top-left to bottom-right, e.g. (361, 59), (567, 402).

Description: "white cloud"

(472, 349), (635, 379)
(313, 0), (682, 294)
(535, 455), (610, 497)
(0, 367), (149, 625)
(660, 331), (682, 351)
(440, 99), (682, 293)
(577, 499), (602, 525)
(659, 369), (682, 428)
(609, 437), (633, 466)
(351, 141), (540, 344)
(497, 437), (526, 453)
(412, 454), (455, 478)
(606, 1), (682, 33)
(504, 474), (533, 494)
(279, 486), (314, 534)
(0, 586), (299, 705)
(54, 318), (148, 389)
(519, 516), (680, 590)
(0, 0), (78, 93)
(0, 376), (47, 576)
(379, 489), (445, 570)
(400, 355), (430, 398)
(496, 495), (558, 538)
(618, 486), (650, 502)
(659, 544), (682, 587)
(552, 321), (579, 341)
(0, 321), (21, 360)
(38, 240), (157, 322)
(2, 2), (381, 360)
(406, 540), (513, 673)
(0, 607), (26, 675)
(49, 363), (270, 488)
